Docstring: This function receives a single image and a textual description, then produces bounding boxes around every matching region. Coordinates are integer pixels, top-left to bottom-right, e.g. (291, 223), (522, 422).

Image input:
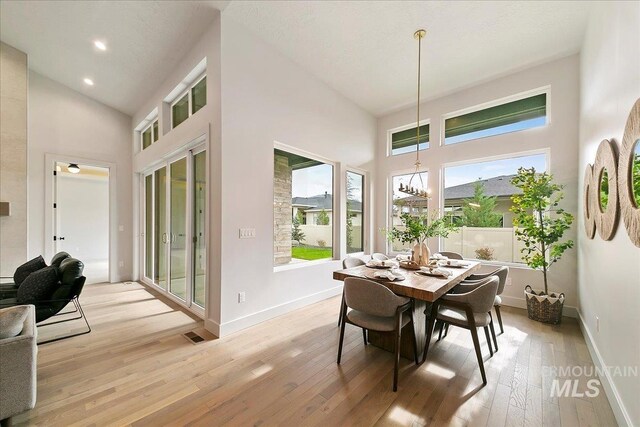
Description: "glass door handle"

(162, 233), (167, 243)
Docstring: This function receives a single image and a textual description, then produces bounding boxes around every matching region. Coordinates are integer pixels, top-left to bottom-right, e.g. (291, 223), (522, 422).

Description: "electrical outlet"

(596, 316), (600, 332)
(239, 228), (256, 239)
(238, 291), (246, 303)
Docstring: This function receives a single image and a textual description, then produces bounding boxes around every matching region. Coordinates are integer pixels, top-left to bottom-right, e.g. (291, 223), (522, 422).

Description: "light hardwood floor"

(15, 282), (617, 426)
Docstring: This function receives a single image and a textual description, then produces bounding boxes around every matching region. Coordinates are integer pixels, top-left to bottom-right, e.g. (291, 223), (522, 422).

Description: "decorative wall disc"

(583, 164), (596, 239)
(618, 98), (640, 247)
(593, 139), (619, 241)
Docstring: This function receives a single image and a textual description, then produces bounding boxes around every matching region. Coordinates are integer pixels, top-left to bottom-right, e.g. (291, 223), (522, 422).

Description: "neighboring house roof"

(292, 194), (362, 212)
(444, 174), (521, 199)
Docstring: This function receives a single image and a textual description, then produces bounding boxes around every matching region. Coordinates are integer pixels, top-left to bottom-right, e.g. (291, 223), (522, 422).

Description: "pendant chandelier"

(398, 29), (431, 201)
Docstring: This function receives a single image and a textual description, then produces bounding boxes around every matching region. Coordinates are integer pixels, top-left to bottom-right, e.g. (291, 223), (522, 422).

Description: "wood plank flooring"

(13, 282), (618, 426)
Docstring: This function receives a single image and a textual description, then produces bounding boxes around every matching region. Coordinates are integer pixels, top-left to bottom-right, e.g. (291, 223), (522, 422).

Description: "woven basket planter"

(524, 285), (565, 324)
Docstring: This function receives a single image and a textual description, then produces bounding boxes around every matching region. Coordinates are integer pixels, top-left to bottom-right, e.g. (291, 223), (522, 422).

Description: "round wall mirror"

(599, 168), (609, 211)
(632, 139), (640, 208)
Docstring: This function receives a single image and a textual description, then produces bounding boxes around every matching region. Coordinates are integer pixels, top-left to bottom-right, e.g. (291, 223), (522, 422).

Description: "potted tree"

(386, 212), (458, 266)
(510, 167), (574, 324)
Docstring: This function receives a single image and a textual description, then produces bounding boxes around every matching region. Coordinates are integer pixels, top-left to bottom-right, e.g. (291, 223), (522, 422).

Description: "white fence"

(298, 224), (362, 249)
(442, 227), (526, 263)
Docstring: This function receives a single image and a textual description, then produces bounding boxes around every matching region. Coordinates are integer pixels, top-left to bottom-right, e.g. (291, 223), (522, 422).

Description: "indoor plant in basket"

(510, 167), (574, 324)
(386, 212), (458, 266)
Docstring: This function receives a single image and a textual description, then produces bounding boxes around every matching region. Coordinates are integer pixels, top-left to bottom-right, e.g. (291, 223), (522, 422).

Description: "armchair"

(0, 305), (37, 425)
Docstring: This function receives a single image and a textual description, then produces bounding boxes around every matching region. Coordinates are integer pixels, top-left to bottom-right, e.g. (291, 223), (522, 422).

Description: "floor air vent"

(183, 331), (206, 344)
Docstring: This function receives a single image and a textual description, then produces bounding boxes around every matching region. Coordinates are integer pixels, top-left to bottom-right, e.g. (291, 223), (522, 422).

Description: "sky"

(444, 153), (547, 188)
(292, 164), (333, 198)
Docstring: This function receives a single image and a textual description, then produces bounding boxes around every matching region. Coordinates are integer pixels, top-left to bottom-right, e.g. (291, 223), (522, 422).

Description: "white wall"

(578, 2), (640, 425)
(218, 16), (376, 335)
(375, 55), (581, 314)
(28, 71), (133, 281)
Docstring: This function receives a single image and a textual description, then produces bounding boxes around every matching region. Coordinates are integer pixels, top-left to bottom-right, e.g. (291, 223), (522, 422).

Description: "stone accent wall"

(0, 43), (27, 276)
(273, 154), (292, 265)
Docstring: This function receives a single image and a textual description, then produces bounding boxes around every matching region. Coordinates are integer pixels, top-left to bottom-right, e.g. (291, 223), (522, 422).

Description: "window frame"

(273, 142), (338, 272)
(170, 72), (207, 130)
(386, 167), (429, 255)
(387, 119), (430, 157)
(345, 168), (367, 256)
(440, 86), (551, 147)
(439, 148), (551, 267)
(140, 116), (159, 151)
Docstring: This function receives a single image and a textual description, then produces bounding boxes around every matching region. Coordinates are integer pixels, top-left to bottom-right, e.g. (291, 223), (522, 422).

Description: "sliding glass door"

(142, 148), (206, 312)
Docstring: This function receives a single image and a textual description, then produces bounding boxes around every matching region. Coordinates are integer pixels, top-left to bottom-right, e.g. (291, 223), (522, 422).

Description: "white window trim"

(438, 147), (551, 268)
(140, 118), (160, 150)
(387, 119), (431, 157)
(273, 141), (338, 271)
(386, 167), (429, 255)
(170, 72), (206, 130)
(439, 86), (551, 147)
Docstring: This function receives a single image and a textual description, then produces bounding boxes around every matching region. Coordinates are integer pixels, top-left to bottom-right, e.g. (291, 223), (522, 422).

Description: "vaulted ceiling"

(1, 1), (591, 117)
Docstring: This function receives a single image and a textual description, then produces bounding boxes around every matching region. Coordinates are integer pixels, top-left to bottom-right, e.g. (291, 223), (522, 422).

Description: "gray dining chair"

(460, 266), (509, 333)
(338, 257), (366, 326)
(337, 277), (418, 392)
(371, 253), (389, 261)
(438, 251), (463, 260)
(422, 276), (499, 385)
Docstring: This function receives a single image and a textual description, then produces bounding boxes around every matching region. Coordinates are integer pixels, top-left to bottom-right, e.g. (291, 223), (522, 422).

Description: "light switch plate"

(239, 228), (256, 239)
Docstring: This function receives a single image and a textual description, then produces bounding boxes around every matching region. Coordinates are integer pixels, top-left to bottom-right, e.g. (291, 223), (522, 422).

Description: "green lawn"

(292, 246), (332, 260)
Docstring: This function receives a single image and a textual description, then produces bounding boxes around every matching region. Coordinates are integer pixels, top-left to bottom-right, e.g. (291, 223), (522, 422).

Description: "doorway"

(54, 162), (110, 284)
(141, 146), (207, 313)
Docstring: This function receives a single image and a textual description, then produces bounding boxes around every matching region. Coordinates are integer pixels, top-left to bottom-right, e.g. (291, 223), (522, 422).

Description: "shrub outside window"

(441, 152), (547, 263)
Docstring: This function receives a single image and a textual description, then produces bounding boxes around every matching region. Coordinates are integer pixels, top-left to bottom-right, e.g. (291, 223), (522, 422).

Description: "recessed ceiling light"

(94, 40), (107, 51)
(83, 78), (94, 86)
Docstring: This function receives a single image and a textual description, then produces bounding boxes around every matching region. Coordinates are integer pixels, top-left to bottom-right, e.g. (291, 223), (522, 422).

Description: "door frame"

(44, 153), (117, 283)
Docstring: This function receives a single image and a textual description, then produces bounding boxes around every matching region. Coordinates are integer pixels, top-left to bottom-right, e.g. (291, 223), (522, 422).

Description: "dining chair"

(371, 253), (389, 261)
(438, 251), (463, 260)
(460, 266), (509, 333)
(337, 277), (418, 392)
(338, 257), (366, 326)
(422, 276), (499, 385)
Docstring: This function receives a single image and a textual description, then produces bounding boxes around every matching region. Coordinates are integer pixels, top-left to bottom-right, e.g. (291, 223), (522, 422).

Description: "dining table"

(333, 260), (481, 360)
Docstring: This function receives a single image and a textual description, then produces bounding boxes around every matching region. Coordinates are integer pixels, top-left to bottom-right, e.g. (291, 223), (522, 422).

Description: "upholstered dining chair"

(338, 257), (366, 326)
(460, 266), (509, 333)
(371, 253), (389, 261)
(337, 277), (418, 392)
(438, 251), (463, 260)
(422, 276), (499, 385)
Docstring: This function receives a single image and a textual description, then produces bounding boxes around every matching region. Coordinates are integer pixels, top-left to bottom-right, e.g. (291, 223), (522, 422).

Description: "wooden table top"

(333, 261), (481, 302)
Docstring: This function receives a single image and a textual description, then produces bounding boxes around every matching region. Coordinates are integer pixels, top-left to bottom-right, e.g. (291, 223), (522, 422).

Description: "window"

(192, 76), (206, 115)
(346, 171), (364, 254)
(444, 92), (547, 145)
(171, 74), (207, 129)
(389, 171), (428, 252)
(274, 148), (333, 266)
(441, 152), (547, 263)
(390, 122), (429, 155)
(141, 118), (159, 150)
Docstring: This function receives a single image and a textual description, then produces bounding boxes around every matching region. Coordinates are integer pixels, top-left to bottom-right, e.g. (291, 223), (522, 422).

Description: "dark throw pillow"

(13, 256), (47, 286)
(59, 258), (84, 285)
(50, 251), (71, 268)
(17, 266), (60, 303)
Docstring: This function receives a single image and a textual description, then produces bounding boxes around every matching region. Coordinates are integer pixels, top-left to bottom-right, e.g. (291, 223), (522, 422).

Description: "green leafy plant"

(316, 209), (330, 226)
(475, 246), (495, 261)
(291, 216), (305, 244)
(385, 211), (458, 246)
(462, 181), (503, 227)
(510, 167), (574, 295)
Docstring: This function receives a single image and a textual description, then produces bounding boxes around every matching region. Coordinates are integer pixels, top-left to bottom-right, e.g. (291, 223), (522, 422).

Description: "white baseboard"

(500, 295), (578, 318)
(204, 318), (220, 337)
(216, 285), (343, 337)
(577, 310), (633, 427)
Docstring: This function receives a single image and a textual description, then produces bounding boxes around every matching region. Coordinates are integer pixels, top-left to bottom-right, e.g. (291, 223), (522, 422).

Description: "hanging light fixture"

(398, 29), (431, 201)
(67, 163), (80, 174)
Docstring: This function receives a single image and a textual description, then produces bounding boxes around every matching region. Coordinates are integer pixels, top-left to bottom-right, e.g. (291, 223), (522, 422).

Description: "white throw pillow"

(0, 305), (29, 339)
